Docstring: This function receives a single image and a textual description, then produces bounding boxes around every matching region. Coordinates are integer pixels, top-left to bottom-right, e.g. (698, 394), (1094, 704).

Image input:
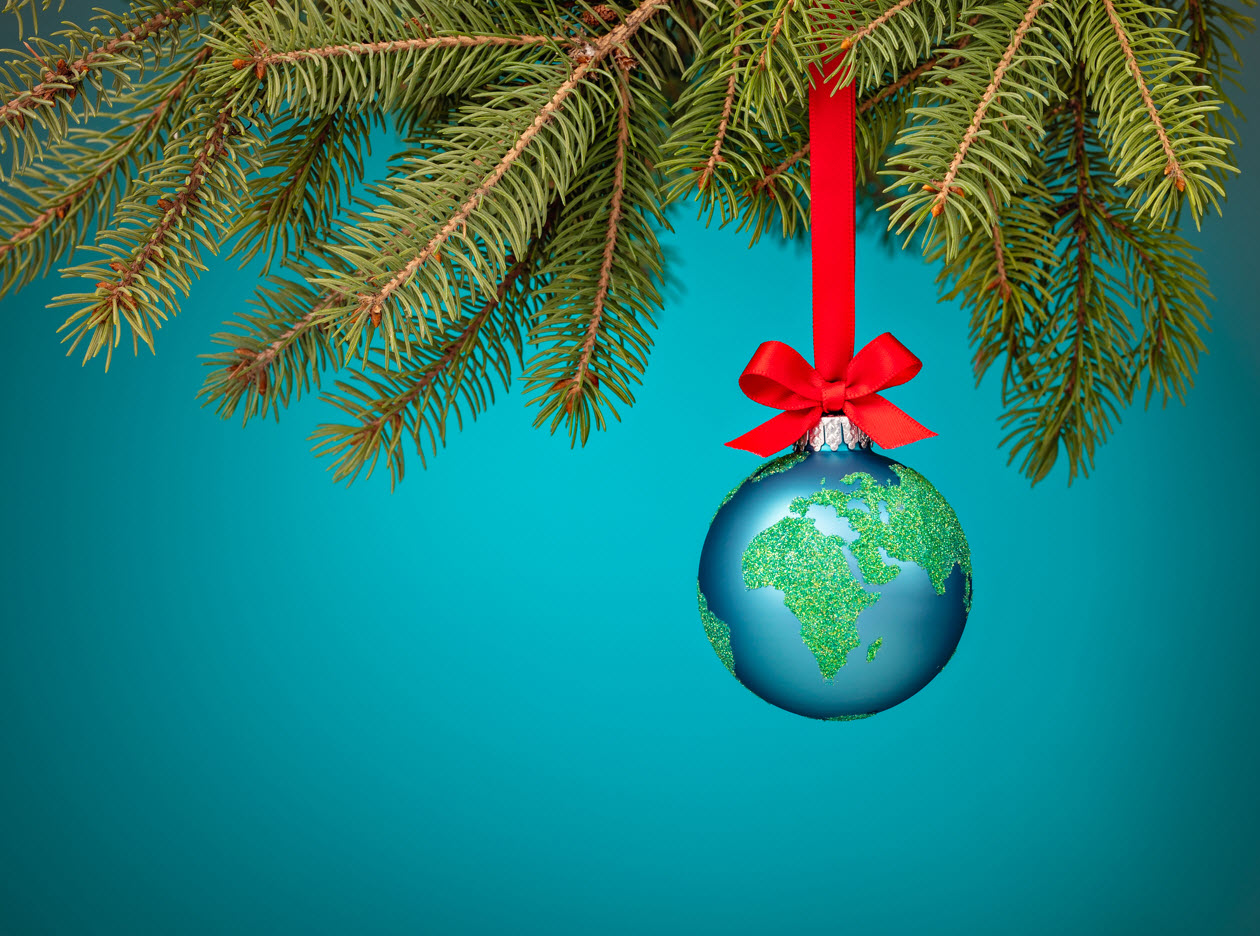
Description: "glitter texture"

(866, 636), (883, 662)
(789, 464), (973, 609)
(740, 461), (971, 679)
(742, 515), (879, 678)
(825, 713), (874, 721)
(697, 583), (736, 677)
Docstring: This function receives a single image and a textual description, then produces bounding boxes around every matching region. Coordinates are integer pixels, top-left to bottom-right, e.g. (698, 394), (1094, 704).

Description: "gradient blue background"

(2, 19), (1259, 935)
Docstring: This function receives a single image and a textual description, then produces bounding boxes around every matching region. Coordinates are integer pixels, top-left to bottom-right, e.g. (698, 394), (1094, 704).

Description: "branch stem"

(1100, 0), (1184, 189)
(358, 0), (664, 322)
(568, 71), (631, 404)
(932, 0), (1046, 216)
(0, 0), (208, 127)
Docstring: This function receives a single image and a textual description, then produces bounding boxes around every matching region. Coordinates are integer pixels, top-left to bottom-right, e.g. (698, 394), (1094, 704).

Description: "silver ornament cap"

(793, 414), (872, 452)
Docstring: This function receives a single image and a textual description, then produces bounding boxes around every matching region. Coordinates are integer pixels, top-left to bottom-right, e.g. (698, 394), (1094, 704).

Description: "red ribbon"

(726, 55), (935, 457)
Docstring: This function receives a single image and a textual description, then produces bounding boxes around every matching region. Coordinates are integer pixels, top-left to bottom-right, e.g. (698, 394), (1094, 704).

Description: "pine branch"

(698, 1), (740, 191)
(0, 45), (208, 294)
(228, 106), (379, 271)
(1100, 0), (1184, 190)
(0, 0), (1247, 488)
(0, 0), (209, 173)
(843, 0), (920, 49)
(311, 229), (549, 488)
(524, 61), (668, 444)
(52, 99), (257, 367)
(199, 277), (339, 420)
(239, 31), (561, 69)
(564, 69), (632, 410)
(1075, 0), (1236, 225)
(756, 0), (796, 74)
(930, 0), (1047, 218)
(749, 29), (977, 197)
(328, 0), (666, 356)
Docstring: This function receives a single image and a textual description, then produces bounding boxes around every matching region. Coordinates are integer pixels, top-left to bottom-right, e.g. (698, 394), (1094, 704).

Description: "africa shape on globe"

(697, 450), (973, 719)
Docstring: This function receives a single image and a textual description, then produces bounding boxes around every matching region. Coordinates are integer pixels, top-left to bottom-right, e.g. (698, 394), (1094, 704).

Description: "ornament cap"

(794, 414), (872, 452)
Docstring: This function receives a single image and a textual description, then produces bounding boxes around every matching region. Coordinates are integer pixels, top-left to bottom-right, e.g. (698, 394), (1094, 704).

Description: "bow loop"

(725, 330), (936, 456)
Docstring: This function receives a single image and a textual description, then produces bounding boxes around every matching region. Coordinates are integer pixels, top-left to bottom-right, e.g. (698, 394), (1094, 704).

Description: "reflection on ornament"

(697, 419), (971, 720)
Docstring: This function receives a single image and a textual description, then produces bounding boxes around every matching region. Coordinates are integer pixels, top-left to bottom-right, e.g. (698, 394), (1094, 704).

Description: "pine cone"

(580, 4), (619, 28)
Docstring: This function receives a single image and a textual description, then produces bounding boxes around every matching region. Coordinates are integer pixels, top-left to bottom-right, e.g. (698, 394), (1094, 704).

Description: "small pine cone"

(580, 4), (619, 27)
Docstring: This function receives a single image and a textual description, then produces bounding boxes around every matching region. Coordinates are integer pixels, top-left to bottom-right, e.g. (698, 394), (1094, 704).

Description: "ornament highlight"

(698, 417), (971, 720)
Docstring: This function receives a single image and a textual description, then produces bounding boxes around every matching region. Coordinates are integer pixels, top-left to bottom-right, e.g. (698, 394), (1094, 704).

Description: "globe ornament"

(698, 416), (972, 720)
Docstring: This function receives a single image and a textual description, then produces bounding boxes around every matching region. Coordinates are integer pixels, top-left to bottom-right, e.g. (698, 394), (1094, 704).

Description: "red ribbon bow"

(726, 55), (935, 456)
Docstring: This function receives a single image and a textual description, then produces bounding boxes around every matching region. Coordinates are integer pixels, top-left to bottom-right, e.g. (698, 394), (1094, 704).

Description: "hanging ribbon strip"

(726, 50), (935, 456)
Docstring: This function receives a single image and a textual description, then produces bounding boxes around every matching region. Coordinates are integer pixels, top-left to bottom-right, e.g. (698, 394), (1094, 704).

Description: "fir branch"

(749, 33), (972, 197)
(843, 0), (920, 49)
(1100, 0), (1184, 190)
(349, 0), (665, 336)
(985, 186), (1011, 300)
(0, 0), (1247, 488)
(752, 140), (806, 195)
(930, 0), (1047, 218)
(0, 46), (208, 290)
(0, 0), (208, 171)
(312, 239), (544, 488)
(755, 0), (796, 74)
(698, 2), (740, 191)
(240, 31), (560, 69)
(1076, 0), (1236, 224)
(229, 106), (379, 271)
(53, 100), (255, 368)
(565, 70), (632, 409)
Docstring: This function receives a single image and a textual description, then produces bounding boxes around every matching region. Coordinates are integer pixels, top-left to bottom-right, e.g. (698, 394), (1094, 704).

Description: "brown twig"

(932, 0), (1046, 217)
(699, 3), (741, 191)
(227, 223), (427, 391)
(752, 143), (807, 196)
(986, 186), (1011, 299)
(239, 32), (561, 70)
(566, 71), (631, 409)
(356, 0), (664, 326)
(64, 104), (235, 364)
(858, 28), (974, 113)
(363, 246), (540, 432)
(756, 0), (795, 72)
(0, 47), (209, 261)
(840, 0), (918, 50)
(1100, 0), (1184, 191)
(0, 0), (208, 128)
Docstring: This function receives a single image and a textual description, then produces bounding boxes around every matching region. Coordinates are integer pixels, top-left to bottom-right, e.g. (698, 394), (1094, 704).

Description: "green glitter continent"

(743, 515), (879, 678)
(825, 712), (875, 721)
(740, 462), (971, 679)
(789, 464), (972, 609)
(697, 584), (736, 676)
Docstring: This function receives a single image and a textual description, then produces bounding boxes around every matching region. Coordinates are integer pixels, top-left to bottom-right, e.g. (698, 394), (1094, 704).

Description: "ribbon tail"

(727, 407), (822, 457)
(845, 395), (937, 449)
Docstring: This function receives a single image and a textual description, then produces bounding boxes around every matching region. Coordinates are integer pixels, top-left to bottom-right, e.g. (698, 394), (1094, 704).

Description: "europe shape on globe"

(697, 423), (972, 720)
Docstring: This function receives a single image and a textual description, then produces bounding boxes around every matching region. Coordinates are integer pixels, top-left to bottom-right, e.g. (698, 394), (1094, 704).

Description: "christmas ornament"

(697, 43), (972, 720)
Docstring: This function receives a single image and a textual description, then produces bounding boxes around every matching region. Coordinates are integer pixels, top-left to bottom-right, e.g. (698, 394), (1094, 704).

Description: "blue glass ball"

(697, 447), (972, 720)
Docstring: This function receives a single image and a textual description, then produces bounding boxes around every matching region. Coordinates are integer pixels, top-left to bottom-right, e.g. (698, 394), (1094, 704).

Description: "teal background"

(2, 21), (1259, 936)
